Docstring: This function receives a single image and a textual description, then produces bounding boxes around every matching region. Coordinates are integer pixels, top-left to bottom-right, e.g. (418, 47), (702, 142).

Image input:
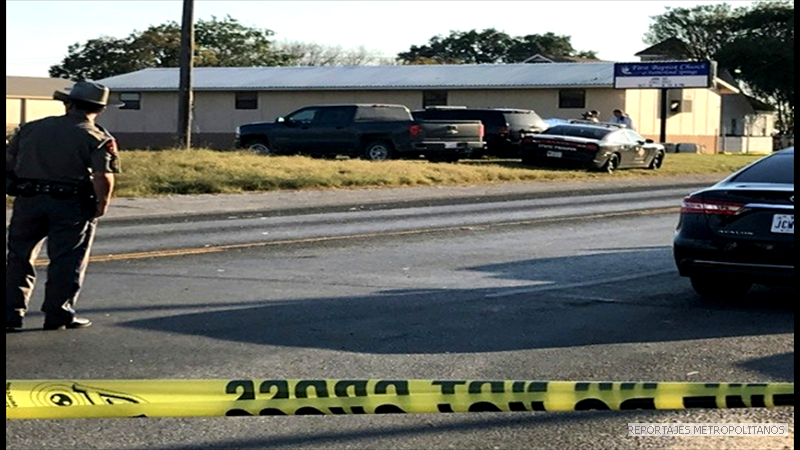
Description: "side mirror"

(275, 117), (285, 123)
(644, 139), (654, 144)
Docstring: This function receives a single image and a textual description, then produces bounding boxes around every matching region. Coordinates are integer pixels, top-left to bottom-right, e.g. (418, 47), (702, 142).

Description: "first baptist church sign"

(613, 61), (715, 89)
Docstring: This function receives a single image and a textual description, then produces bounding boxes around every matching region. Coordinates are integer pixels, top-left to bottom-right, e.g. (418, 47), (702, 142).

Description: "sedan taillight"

(680, 197), (744, 215)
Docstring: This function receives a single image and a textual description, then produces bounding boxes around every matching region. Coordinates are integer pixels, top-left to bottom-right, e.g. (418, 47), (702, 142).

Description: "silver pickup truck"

(235, 103), (485, 162)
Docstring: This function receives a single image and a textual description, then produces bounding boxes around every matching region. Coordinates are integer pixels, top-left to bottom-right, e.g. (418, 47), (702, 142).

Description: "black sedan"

(673, 147), (794, 300)
(519, 121), (665, 173)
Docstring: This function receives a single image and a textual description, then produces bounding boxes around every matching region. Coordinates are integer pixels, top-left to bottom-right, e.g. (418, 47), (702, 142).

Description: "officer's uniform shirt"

(610, 115), (635, 130)
(7, 110), (121, 184)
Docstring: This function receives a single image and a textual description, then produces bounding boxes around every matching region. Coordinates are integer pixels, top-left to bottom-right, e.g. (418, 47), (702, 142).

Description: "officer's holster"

(6, 170), (19, 195)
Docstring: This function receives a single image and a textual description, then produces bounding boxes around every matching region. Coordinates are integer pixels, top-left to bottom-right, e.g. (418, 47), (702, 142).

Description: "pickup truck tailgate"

(418, 120), (484, 142)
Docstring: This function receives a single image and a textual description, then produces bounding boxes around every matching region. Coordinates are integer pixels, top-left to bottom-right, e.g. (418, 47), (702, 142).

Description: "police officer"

(6, 81), (121, 331)
(610, 109), (635, 130)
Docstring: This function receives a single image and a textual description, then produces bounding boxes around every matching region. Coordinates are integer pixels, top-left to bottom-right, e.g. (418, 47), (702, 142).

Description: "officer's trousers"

(5, 195), (97, 323)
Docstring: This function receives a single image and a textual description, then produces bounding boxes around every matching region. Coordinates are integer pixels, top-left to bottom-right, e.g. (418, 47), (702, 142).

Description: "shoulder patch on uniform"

(104, 139), (119, 156)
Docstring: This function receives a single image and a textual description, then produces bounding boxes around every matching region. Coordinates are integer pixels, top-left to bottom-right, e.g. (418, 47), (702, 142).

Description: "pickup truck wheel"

(247, 140), (273, 156)
(364, 141), (393, 161)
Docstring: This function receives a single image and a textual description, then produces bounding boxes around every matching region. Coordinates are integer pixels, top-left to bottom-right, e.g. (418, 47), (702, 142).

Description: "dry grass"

(6, 149), (764, 205)
(112, 148), (763, 198)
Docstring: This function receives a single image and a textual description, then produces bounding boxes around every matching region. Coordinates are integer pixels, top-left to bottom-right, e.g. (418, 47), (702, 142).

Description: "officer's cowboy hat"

(53, 81), (123, 107)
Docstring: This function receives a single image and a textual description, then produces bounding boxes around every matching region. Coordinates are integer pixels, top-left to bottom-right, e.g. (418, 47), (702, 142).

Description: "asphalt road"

(8, 174), (729, 261)
(5, 176), (794, 450)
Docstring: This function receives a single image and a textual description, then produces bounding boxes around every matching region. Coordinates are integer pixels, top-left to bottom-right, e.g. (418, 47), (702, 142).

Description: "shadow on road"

(737, 352), (795, 380)
(117, 247), (794, 355)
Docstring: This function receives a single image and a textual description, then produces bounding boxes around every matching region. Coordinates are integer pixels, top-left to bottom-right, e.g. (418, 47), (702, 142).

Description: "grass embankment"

(112, 149), (763, 198)
(5, 149), (763, 206)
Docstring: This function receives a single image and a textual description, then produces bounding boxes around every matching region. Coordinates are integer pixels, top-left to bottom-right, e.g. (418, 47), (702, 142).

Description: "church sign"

(613, 61), (714, 89)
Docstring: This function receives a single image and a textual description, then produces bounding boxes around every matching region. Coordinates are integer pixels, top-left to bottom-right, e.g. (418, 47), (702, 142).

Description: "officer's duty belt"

(13, 179), (85, 199)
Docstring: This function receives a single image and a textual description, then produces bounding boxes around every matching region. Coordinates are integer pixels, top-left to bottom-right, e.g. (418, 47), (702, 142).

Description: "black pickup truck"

(234, 104), (485, 162)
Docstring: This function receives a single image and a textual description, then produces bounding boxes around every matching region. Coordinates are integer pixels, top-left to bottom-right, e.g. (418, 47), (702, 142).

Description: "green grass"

(9, 149), (765, 202)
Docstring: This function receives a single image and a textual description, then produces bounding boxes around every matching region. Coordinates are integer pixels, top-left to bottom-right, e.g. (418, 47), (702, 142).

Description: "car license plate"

(770, 214), (794, 234)
(546, 151), (562, 158)
(445, 142), (458, 149)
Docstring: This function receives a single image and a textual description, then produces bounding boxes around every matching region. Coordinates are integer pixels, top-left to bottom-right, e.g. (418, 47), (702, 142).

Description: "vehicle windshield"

(542, 125), (612, 140)
(729, 150), (795, 184)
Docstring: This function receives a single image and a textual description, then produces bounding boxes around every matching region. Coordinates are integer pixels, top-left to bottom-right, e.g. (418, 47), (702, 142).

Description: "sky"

(6, 0), (748, 78)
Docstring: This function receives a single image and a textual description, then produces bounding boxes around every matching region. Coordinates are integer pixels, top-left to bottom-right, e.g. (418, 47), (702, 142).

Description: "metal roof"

(98, 63), (617, 91)
(6, 76), (72, 98)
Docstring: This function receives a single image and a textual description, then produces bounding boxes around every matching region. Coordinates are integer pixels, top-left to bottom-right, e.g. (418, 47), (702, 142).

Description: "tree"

(646, 1), (794, 133)
(644, 4), (745, 61)
(49, 15), (296, 80)
(505, 32), (589, 62)
(396, 28), (596, 65)
(714, 1), (794, 133)
(48, 36), (137, 81)
(274, 41), (395, 66)
(192, 16), (297, 67)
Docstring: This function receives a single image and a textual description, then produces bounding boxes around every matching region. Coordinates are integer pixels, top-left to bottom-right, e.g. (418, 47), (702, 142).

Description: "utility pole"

(176, 0), (194, 149)
(659, 88), (668, 144)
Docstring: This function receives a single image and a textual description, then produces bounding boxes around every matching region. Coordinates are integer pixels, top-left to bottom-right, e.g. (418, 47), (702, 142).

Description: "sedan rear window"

(730, 152), (794, 184)
(542, 125), (612, 140)
(504, 111), (547, 131)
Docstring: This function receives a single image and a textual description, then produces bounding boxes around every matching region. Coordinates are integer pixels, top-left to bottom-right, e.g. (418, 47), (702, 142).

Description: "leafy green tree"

(125, 23), (183, 68)
(714, 1), (794, 133)
(397, 28), (596, 64)
(49, 15), (296, 80)
(193, 16), (297, 67)
(646, 1), (794, 133)
(644, 4), (745, 61)
(48, 36), (136, 81)
(505, 32), (593, 62)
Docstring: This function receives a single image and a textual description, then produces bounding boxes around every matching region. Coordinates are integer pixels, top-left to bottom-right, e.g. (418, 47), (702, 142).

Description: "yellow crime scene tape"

(6, 379), (794, 420)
